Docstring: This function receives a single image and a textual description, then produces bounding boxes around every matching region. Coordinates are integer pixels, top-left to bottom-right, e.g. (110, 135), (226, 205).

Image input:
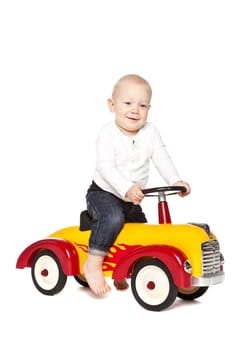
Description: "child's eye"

(140, 104), (148, 108)
(124, 101), (131, 105)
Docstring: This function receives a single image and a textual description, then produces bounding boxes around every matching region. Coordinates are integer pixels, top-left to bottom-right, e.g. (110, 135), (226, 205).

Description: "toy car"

(16, 186), (225, 311)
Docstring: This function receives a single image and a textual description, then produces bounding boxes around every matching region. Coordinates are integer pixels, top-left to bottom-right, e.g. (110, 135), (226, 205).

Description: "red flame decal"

(74, 243), (88, 253)
(74, 242), (142, 273)
(104, 243), (142, 272)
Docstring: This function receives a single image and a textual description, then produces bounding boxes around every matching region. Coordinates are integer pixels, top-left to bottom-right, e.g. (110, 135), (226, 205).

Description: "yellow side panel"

(49, 223), (213, 276)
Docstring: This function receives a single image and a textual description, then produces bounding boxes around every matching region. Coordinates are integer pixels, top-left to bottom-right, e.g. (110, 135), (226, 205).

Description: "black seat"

(79, 210), (92, 231)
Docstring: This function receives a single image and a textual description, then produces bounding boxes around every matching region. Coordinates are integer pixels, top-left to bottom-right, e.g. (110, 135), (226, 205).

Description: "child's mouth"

(127, 116), (139, 121)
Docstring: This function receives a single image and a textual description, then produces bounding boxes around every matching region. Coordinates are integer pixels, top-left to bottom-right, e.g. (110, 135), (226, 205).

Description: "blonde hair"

(112, 74), (152, 99)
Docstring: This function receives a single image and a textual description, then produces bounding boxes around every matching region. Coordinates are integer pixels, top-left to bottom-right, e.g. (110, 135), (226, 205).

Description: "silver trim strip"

(192, 272), (225, 286)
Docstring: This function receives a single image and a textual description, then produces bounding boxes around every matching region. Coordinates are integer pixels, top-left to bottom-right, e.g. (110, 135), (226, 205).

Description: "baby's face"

(108, 80), (151, 136)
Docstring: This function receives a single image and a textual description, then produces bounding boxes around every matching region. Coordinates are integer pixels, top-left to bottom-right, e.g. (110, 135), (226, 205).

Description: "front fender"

(16, 238), (80, 276)
(112, 245), (191, 288)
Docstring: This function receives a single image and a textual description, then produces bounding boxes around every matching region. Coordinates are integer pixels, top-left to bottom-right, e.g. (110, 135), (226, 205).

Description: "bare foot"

(114, 279), (129, 290)
(83, 254), (111, 296)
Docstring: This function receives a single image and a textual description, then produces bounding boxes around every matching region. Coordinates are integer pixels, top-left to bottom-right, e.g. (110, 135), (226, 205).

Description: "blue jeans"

(86, 190), (147, 256)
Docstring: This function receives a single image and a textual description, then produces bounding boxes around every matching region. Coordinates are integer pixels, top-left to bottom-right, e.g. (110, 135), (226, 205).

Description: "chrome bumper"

(192, 271), (225, 286)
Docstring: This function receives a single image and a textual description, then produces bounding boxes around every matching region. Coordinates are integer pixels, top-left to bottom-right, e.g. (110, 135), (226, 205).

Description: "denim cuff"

(88, 248), (108, 257)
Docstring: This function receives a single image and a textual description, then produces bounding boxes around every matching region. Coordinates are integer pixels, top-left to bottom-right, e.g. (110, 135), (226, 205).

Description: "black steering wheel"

(142, 186), (186, 197)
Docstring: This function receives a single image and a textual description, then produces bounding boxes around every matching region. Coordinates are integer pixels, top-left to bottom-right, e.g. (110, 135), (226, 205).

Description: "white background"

(1, 1), (246, 349)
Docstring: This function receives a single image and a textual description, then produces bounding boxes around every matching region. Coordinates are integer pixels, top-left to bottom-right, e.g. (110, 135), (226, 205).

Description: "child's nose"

(130, 106), (139, 114)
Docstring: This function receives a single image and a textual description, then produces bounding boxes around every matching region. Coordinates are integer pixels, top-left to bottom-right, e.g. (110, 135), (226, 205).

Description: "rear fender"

(16, 238), (80, 275)
(112, 245), (191, 288)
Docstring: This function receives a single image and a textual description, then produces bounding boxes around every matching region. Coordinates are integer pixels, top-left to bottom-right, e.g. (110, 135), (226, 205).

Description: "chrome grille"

(202, 240), (221, 275)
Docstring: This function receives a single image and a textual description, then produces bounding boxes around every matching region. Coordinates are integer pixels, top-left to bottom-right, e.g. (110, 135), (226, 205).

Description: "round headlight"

(184, 260), (192, 274)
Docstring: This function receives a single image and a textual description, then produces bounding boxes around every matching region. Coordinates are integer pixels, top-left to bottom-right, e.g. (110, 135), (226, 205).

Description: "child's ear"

(107, 98), (114, 112)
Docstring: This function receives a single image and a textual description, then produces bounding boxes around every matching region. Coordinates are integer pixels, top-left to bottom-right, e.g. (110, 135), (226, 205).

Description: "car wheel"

(31, 250), (67, 295)
(74, 274), (89, 287)
(177, 286), (209, 300)
(131, 258), (178, 311)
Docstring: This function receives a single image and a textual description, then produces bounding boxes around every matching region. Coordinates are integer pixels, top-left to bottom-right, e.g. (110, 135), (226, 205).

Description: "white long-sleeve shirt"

(93, 121), (181, 200)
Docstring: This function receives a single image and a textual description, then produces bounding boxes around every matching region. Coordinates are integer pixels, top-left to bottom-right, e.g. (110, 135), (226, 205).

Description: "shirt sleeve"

(151, 127), (182, 185)
(95, 126), (133, 198)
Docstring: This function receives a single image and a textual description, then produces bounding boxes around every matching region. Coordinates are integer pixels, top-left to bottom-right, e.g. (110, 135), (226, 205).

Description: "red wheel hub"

(147, 281), (155, 289)
(41, 269), (48, 277)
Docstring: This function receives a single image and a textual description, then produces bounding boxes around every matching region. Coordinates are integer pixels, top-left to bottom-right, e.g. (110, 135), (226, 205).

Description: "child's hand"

(125, 184), (145, 204)
(173, 180), (191, 197)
